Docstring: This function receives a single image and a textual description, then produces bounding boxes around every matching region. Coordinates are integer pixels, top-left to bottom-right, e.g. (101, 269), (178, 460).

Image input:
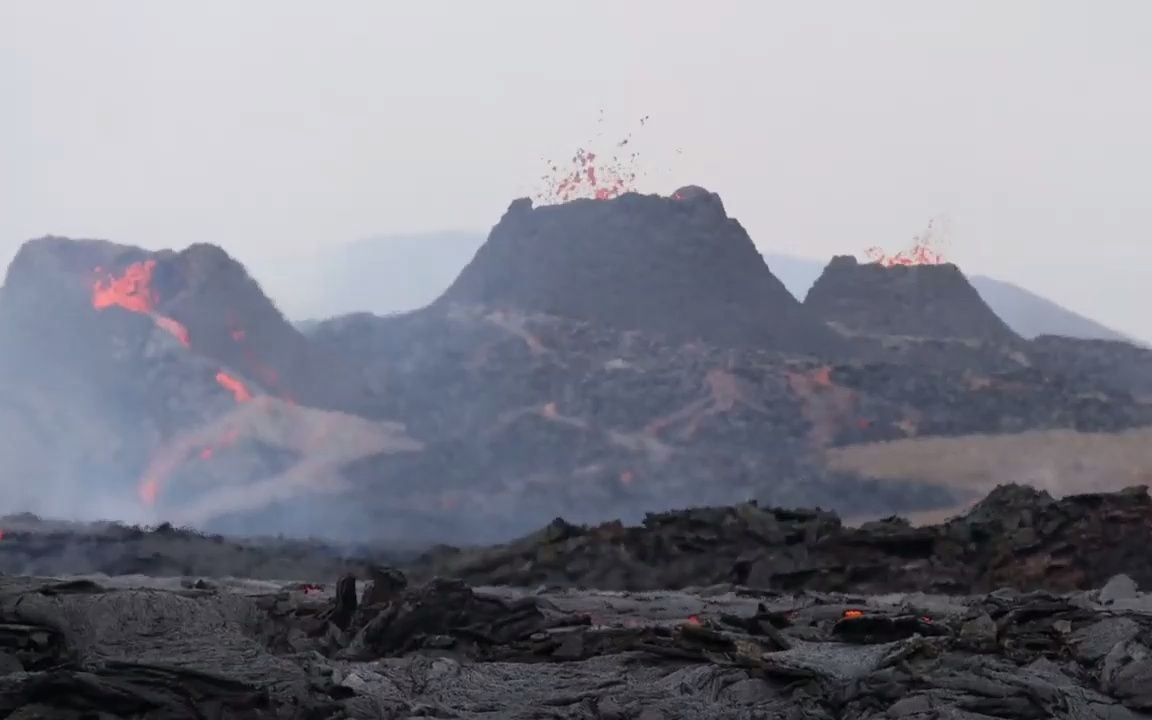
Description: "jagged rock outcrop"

(5, 484), (1152, 600)
(805, 254), (1019, 343)
(436, 189), (845, 355)
(410, 484), (1152, 594)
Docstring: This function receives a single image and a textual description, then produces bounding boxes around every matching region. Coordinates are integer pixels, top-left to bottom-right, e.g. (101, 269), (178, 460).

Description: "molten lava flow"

(216, 372), (253, 403)
(92, 261), (191, 347)
(864, 216), (951, 267)
(153, 316), (191, 347)
(843, 609), (864, 619)
(226, 315), (295, 404)
(92, 260), (158, 314)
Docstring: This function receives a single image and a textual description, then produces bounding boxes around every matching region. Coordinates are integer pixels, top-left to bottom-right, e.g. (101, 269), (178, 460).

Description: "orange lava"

(91, 261), (276, 509)
(92, 261), (192, 347)
(92, 260), (158, 314)
(843, 609), (864, 619)
(153, 316), (191, 347)
(215, 372), (253, 403)
(686, 615), (701, 625)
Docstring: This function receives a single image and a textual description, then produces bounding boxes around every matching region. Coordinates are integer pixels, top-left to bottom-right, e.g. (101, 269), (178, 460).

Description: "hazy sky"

(2, 2), (1150, 338)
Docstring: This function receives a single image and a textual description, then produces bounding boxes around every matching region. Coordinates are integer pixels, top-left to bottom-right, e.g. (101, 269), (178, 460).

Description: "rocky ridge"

(1, 484), (1150, 597)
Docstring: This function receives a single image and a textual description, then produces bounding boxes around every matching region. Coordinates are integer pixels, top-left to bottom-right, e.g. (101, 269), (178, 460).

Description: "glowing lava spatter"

(863, 216), (951, 267)
(534, 114), (650, 204)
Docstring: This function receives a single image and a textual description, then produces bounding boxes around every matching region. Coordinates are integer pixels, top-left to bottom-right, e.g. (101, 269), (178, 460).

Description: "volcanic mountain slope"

(436, 188), (845, 356)
(804, 254), (1020, 343)
(6, 202), (1152, 545)
(303, 301), (1152, 544)
(0, 236), (419, 525)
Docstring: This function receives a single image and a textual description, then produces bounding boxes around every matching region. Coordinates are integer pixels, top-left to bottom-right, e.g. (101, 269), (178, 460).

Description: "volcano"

(804, 255), (1019, 343)
(0, 236), (418, 524)
(436, 187), (845, 356)
(3, 210), (1152, 546)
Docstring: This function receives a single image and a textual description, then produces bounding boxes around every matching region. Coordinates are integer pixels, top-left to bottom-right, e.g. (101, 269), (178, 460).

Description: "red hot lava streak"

(91, 261), (263, 507)
(215, 372), (253, 403)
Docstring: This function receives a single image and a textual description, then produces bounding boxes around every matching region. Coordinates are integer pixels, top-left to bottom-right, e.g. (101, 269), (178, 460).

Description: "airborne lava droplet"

(533, 115), (649, 204)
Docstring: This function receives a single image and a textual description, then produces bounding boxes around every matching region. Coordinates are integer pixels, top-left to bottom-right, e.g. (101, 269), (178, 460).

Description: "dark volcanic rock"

(409, 484), (1152, 595)
(805, 255), (1019, 343)
(305, 304), (1152, 543)
(436, 190), (845, 355)
(6, 566), (1152, 718)
(5, 485), (1152, 600)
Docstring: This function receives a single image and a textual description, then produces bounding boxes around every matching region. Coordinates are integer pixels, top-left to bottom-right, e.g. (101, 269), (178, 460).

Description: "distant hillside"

(966, 275), (1135, 344)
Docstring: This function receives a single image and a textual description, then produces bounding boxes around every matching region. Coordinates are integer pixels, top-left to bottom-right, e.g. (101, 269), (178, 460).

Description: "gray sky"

(2, 2), (1150, 338)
